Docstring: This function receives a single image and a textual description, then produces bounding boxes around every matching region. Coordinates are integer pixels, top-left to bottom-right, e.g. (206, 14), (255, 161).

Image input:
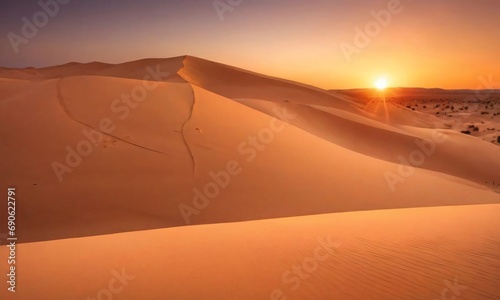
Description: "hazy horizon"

(3, 54), (500, 91)
(1, 0), (499, 89)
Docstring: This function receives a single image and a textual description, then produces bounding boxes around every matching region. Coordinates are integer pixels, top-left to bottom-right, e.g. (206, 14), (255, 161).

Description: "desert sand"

(0, 56), (499, 299)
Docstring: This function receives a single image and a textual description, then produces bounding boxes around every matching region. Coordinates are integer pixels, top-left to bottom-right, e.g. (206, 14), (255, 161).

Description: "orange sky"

(1, 0), (499, 89)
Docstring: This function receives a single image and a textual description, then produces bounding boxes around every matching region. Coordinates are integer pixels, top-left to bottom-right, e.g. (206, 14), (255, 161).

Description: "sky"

(0, 0), (499, 89)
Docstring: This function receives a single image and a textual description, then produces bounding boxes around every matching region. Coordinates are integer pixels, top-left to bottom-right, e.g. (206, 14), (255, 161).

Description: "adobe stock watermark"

(270, 235), (341, 300)
(86, 268), (135, 300)
(7, 0), (72, 54)
(178, 107), (296, 224)
(384, 73), (500, 192)
(213, 0), (244, 21)
(51, 65), (170, 183)
(434, 278), (467, 300)
(340, 0), (411, 64)
(474, 74), (500, 99)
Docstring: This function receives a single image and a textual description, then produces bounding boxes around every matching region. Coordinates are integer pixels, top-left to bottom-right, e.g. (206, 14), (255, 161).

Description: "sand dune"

(1, 204), (499, 299)
(0, 56), (499, 299)
(1, 56), (500, 243)
(1, 57), (500, 242)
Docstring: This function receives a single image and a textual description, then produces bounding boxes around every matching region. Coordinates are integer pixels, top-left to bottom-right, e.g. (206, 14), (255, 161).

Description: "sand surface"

(0, 56), (499, 299)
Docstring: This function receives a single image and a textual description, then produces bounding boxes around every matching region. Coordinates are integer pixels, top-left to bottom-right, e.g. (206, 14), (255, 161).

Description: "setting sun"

(375, 77), (388, 90)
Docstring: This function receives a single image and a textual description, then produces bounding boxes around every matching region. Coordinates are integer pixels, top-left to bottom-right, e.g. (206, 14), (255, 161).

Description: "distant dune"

(0, 56), (499, 299)
(333, 87), (500, 99)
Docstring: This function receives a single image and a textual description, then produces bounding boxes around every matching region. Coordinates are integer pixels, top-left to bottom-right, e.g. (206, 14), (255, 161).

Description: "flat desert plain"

(0, 56), (499, 299)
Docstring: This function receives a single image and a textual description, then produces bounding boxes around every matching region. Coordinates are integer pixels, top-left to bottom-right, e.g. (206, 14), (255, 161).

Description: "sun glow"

(375, 77), (388, 90)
